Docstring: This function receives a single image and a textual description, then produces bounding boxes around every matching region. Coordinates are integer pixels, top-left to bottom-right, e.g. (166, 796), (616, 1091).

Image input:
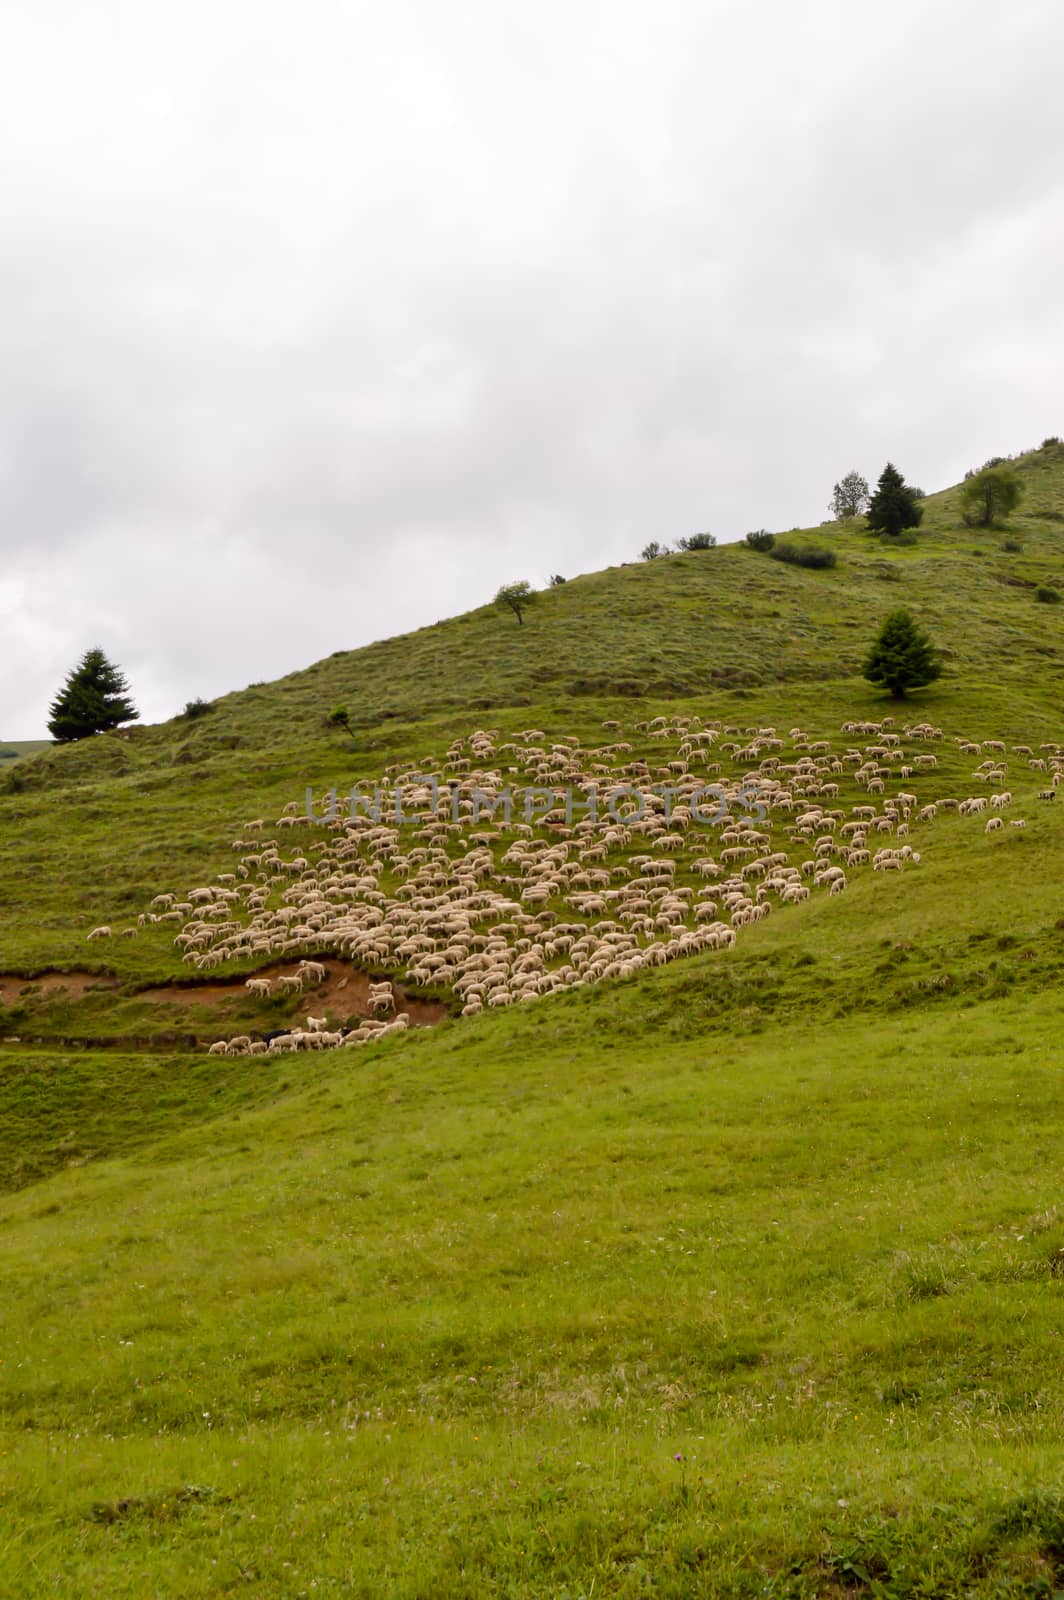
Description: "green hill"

(1, 443), (1064, 1596)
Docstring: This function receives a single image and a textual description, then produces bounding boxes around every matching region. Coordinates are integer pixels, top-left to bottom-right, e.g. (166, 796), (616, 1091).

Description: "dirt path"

(0, 959), (450, 1033)
(0, 971), (119, 1001)
(136, 959), (449, 1027)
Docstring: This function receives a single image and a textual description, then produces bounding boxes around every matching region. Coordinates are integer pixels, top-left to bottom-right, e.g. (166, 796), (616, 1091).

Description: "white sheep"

(133, 712), (1047, 1031)
(271, 1032), (304, 1053)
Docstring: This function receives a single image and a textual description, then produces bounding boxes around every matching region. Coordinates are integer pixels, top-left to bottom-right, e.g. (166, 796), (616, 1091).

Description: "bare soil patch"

(0, 959), (449, 1033)
(0, 971), (119, 1002)
(136, 959), (450, 1027)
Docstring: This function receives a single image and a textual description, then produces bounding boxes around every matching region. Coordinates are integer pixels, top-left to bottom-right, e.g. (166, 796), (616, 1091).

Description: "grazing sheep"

(131, 710), (1044, 1030)
(368, 982), (395, 1014)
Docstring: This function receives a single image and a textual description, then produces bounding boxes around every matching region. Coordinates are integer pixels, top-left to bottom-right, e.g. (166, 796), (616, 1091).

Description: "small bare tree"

(830, 471), (870, 520)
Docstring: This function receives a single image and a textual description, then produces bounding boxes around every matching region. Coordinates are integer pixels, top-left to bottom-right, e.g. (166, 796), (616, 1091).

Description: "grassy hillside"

(1, 443), (1064, 1595)
(3, 442), (1063, 981)
(3, 904), (1064, 1595)
(7, 442), (1064, 771)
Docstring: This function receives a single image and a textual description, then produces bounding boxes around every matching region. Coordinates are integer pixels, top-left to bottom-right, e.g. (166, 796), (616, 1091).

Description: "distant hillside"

(0, 739), (51, 766)
(0, 441), (1062, 980)
(10, 442), (1064, 799)
(178, 439), (1064, 737)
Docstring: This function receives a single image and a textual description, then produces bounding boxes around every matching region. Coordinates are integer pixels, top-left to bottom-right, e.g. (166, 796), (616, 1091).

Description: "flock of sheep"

(206, 968), (409, 1056)
(89, 714), (1062, 1054)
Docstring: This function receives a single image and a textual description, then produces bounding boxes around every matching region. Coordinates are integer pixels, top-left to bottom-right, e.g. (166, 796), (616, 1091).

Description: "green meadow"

(1, 441), (1063, 1595)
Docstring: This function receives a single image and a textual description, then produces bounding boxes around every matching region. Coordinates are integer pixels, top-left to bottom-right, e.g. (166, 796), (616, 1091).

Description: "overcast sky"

(2, 0), (1062, 739)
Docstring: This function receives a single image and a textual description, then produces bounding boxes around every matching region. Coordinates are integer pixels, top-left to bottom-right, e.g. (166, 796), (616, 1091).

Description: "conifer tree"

(866, 463), (924, 537)
(863, 610), (941, 699)
(47, 648), (139, 742)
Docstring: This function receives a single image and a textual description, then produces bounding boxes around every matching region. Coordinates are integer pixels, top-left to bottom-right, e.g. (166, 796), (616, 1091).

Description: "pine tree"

(47, 648), (139, 742)
(866, 463), (924, 537)
(863, 611), (941, 699)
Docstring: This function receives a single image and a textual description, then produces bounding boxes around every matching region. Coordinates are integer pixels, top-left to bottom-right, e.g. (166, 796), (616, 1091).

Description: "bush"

(1036, 586), (1061, 604)
(180, 697), (213, 720)
(960, 464), (1024, 527)
(548, 574), (566, 587)
(1042, 437), (1061, 448)
(1003, 538), (1023, 552)
(744, 529), (775, 552)
(880, 528), (920, 546)
(0, 748), (18, 761)
(770, 542), (837, 570)
(674, 532), (717, 551)
(640, 541), (667, 561)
